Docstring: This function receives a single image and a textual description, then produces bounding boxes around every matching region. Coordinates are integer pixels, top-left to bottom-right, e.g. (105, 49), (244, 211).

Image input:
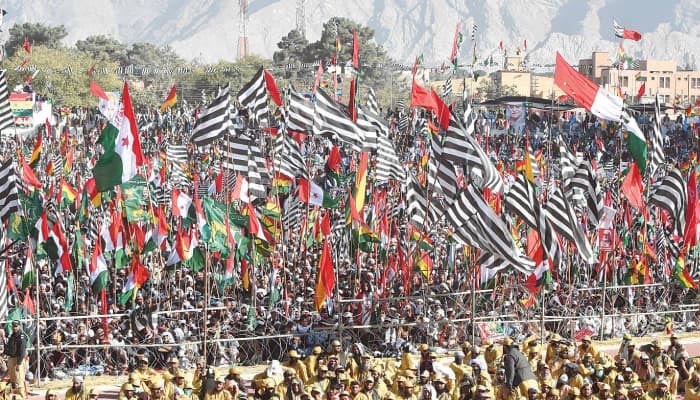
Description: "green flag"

(122, 176), (149, 222)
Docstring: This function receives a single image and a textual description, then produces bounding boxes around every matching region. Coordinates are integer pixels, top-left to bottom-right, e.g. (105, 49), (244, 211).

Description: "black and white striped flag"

(0, 160), (21, 222)
(569, 161), (603, 227)
(273, 132), (307, 180)
(366, 87), (379, 115)
(649, 167), (687, 238)
(287, 90), (314, 132)
(312, 88), (364, 153)
(504, 174), (562, 269)
(445, 112), (503, 193)
(191, 84), (231, 146)
(247, 145), (269, 198)
(557, 136), (578, 189)
(238, 67), (270, 123)
(166, 144), (191, 187)
(545, 186), (596, 263)
(367, 111), (405, 184)
(445, 184), (535, 275)
(0, 70), (14, 133)
(650, 94), (665, 179)
(443, 77), (453, 97)
(221, 134), (252, 172)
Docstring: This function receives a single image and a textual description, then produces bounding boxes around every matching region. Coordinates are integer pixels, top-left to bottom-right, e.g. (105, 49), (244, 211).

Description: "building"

(492, 56), (564, 99)
(579, 51), (700, 105)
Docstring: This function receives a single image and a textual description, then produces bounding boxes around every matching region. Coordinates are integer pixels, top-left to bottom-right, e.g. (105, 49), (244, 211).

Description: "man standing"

(5, 321), (26, 395)
(502, 338), (537, 396)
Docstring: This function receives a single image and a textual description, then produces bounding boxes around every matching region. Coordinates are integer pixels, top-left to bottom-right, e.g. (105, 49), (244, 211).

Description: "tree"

(7, 46), (121, 107)
(75, 35), (128, 65)
(477, 79), (519, 100)
(6, 23), (68, 56)
(275, 18), (393, 86)
(126, 43), (185, 88)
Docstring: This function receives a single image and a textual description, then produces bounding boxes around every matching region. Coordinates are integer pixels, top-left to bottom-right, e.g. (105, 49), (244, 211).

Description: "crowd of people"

(0, 75), (697, 400)
(17, 332), (700, 400)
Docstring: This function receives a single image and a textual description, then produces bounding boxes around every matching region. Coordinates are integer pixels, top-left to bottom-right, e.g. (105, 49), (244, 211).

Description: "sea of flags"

(1, 17), (699, 329)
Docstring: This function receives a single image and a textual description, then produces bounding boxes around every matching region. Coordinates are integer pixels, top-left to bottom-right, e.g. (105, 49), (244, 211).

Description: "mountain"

(4, 0), (700, 71)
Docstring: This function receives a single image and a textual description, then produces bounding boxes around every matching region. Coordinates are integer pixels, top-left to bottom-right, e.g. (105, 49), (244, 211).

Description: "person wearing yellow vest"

(205, 376), (233, 400)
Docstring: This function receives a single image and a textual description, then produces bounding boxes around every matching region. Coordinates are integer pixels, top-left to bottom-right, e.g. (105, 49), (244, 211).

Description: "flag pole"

(202, 243), (210, 365)
(470, 251), (477, 344)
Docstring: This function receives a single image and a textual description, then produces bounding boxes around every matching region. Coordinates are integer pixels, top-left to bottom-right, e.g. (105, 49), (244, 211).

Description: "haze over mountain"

(5, 0), (699, 72)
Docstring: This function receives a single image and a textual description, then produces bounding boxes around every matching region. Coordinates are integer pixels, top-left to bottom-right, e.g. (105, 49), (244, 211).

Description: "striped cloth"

(287, 90), (314, 132)
(191, 84), (231, 146)
(445, 184), (535, 275)
(0, 160), (21, 222)
(238, 67), (269, 124)
(545, 186), (596, 264)
(366, 87), (379, 115)
(166, 144), (190, 187)
(649, 167), (687, 238)
(0, 70), (14, 133)
(312, 88), (364, 153)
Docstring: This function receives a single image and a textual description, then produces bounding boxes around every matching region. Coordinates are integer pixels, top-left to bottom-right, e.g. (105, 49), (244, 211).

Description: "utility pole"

(238, 0), (250, 59)
(296, 0), (306, 39)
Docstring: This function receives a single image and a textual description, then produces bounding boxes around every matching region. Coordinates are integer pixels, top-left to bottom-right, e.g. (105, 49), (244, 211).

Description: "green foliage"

(477, 79), (519, 100)
(6, 23), (68, 56)
(7, 46), (121, 107)
(274, 18), (393, 86)
(75, 35), (128, 65)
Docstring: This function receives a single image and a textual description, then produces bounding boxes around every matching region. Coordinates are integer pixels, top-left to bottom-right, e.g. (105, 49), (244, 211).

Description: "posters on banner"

(505, 103), (526, 133)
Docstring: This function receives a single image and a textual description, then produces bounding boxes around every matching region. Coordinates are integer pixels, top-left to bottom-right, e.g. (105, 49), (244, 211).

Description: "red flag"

(430, 89), (451, 130)
(523, 39), (527, 50)
(412, 56), (420, 76)
(215, 171), (224, 193)
(90, 80), (109, 101)
(160, 84), (177, 112)
(24, 289), (35, 315)
(22, 37), (31, 54)
(620, 28), (642, 41)
(313, 61), (324, 93)
(327, 145), (341, 172)
(499, 41), (503, 50)
(410, 79), (438, 111)
(554, 52), (623, 121)
(449, 23), (460, 64)
(636, 82), (646, 100)
(87, 65), (95, 76)
(348, 78), (357, 122)
(621, 162), (644, 210)
(21, 157), (42, 188)
(263, 70), (282, 106)
(314, 239), (335, 311)
(321, 211), (331, 238)
(352, 30), (360, 69)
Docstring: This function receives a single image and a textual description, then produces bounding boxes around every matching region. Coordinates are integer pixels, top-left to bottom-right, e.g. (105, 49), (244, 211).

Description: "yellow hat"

(582, 335), (592, 342)
(503, 337), (514, 346)
(289, 350), (301, 358)
(88, 389), (99, 396)
(151, 380), (164, 390)
(229, 367), (243, 375)
(419, 343), (429, 351)
(122, 384), (134, 391)
(623, 333), (632, 340)
(175, 371), (186, 379)
(313, 346), (323, 354)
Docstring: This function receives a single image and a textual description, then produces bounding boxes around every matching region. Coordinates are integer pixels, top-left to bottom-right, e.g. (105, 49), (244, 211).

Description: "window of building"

(660, 77), (670, 88)
(622, 76), (629, 87)
(692, 78), (700, 89)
